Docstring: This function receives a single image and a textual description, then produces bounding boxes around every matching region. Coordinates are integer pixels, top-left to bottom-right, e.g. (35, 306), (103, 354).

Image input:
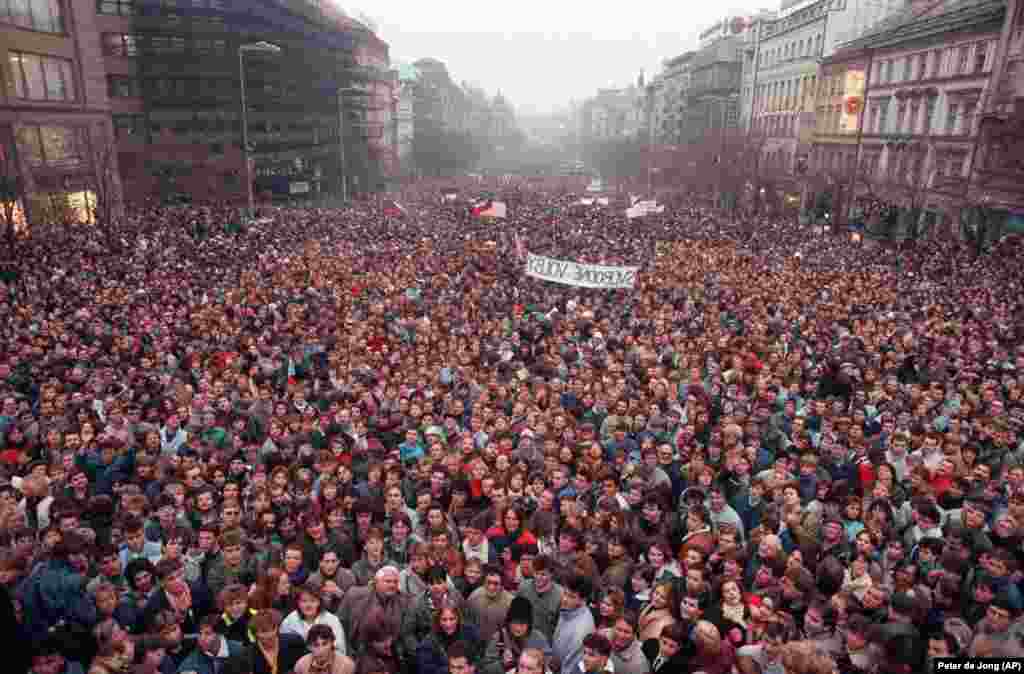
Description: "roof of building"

(832, 0), (1004, 56)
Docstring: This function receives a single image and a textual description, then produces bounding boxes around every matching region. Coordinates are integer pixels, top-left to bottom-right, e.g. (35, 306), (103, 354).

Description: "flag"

(382, 199), (407, 218)
(473, 201), (507, 219)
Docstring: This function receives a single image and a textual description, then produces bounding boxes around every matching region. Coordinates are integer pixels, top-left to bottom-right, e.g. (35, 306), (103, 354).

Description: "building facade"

(2, 0), (119, 222)
(2, 0), (394, 213)
(811, 0), (1005, 232)
(656, 51), (695, 144)
(580, 83), (644, 141)
(684, 17), (751, 146)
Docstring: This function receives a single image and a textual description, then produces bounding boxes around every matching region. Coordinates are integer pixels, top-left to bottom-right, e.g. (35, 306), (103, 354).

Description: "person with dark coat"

(480, 596), (551, 674)
(18, 532), (98, 646)
(141, 557), (212, 636)
(415, 599), (483, 674)
(249, 609), (306, 674)
(642, 621), (692, 674)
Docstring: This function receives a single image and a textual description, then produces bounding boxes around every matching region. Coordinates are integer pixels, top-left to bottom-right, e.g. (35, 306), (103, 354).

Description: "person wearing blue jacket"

(18, 532), (97, 647)
(176, 615), (249, 674)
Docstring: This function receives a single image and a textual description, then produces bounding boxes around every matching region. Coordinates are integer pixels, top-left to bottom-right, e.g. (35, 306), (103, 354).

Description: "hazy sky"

(351, 2), (766, 115)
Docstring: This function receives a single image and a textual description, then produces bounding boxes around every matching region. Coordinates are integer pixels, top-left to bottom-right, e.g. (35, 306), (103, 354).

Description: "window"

(946, 102), (959, 134)
(930, 50), (942, 78)
(909, 101), (919, 134)
(103, 33), (139, 56)
(916, 53), (926, 80)
(923, 96), (936, 134)
(949, 155), (964, 178)
(878, 99), (889, 133)
(958, 45), (970, 74)
(870, 104), (880, 133)
(97, 0), (133, 14)
(902, 57), (912, 82)
(15, 124), (84, 166)
(962, 100), (977, 135)
(113, 114), (144, 138)
(884, 60), (893, 83)
(8, 52), (76, 102)
(974, 42), (989, 73)
(0, 0), (62, 32)
(149, 35), (187, 54)
(107, 75), (139, 98)
(193, 38), (226, 56)
(896, 101), (907, 132)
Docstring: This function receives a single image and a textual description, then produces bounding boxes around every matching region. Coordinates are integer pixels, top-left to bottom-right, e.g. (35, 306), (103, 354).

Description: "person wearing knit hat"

(479, 596), (552, 674)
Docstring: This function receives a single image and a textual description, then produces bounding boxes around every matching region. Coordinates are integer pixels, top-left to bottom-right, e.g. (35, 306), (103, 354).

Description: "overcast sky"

(350, 2), (767, 115)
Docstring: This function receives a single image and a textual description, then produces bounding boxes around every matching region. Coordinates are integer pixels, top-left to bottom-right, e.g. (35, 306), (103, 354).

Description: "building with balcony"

(811, 0), (1006, 234)
(747, 0), (904, 181)
(684, 17), (753, 146)
(970, 0), (1024, 229)
(2, 0), (120, 222)
(656, 51), (695, 144)
(392, 61), (417, 172)
(580, 82), (644, 141)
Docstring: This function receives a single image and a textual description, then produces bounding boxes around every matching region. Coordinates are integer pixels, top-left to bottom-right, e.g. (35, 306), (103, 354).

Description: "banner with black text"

(524, 252), (638, 289)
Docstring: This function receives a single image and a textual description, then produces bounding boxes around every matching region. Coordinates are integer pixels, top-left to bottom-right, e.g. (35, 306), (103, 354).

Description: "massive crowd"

(2, 180), (1023, 674)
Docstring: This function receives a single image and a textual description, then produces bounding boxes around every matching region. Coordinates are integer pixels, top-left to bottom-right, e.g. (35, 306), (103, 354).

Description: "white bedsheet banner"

(525, 252), (638, 289)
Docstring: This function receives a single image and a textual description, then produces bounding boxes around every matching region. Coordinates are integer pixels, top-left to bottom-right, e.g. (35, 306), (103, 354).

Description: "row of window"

(8, 51), (76, 102)
(873, 42), (991, 85)
(750, 74), (818, 114)
(97, 0), (227, 15)
(102, 32), (227, 57)
(107, 75), (307, 101)
(0, 0), (62, 33)
(112, 113), (344, 140)
(812, 147), (967, 182)
(759, 33), (825, 69)
(15, 124), (86, 166)
(866, 96), (976, 136)
(752, 113), (799, 137)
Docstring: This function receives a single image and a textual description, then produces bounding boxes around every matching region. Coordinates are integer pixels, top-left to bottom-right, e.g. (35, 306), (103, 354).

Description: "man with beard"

(481, 597), (551, 674)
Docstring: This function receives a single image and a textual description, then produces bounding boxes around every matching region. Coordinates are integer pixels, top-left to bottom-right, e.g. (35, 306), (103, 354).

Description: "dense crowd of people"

(2, 179), (1023, 674)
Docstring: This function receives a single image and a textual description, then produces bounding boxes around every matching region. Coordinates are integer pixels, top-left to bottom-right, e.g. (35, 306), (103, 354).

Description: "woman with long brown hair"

(249, 565), (293, 613)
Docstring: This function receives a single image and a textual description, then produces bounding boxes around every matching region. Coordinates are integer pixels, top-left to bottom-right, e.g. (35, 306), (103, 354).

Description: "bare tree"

(86, 123), (123, 249)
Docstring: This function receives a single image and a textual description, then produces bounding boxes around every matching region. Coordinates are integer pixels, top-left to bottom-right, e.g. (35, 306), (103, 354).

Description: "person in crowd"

(293, 623), (355, 674)
(552, 575), (595, 674)
(481, 596), (551, 674)
(415, 600), (482, 674)
(7, 185), (1024, 674)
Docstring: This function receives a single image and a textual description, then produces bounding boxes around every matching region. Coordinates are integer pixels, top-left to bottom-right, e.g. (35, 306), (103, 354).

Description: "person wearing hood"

(481, 596), (552, 674)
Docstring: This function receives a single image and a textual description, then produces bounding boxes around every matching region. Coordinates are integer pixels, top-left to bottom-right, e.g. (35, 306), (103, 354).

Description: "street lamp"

(238, 41), (282, 220)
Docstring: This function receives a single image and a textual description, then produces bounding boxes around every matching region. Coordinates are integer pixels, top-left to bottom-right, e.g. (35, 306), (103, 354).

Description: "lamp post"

(238, 41), (282, 221)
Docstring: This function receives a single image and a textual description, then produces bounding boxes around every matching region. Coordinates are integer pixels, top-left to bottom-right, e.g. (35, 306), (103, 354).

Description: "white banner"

(626, 200), (664, 219)
(525, 252), (638, 289)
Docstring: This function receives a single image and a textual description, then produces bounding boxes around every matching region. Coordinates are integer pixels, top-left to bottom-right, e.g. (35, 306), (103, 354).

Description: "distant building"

(1, 0), (395, 211)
